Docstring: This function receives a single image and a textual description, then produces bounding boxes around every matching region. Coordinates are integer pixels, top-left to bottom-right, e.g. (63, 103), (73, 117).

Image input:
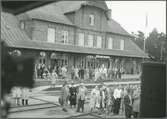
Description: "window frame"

(61, 30), (69, 44)
(89, 14), (95, 26)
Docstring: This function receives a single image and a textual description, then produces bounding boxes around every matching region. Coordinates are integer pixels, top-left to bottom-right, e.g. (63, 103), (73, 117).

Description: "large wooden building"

(1, 1), (148, 80)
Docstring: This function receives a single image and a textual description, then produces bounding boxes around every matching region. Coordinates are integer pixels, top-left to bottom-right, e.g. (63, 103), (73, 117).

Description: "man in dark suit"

(124, 88), (133, 118)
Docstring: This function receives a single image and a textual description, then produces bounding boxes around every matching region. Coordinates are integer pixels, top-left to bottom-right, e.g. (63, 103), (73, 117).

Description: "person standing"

(71, 66), (75, 80)
(132, 88), (140, 118)
(62, 65), (67, 80)
(113, 85), (122, 115)
(104, 85), (111, 115)
(12, 87), (22, 106)
(120, 86), (127, 114)
(124, 88), (133, 118)
(80, 66), (84, 80)
(60, 81), (69, 112)
(98, 83), (106, 114)
(76, 83), (87, 112)
(74, 66), (79, 80)
(21, 87), (30, 105)
(69, 82), (77, 108)
(50, 70), (58, 88)
(109, 87), (115, 114)
(90, 85), (100, 112)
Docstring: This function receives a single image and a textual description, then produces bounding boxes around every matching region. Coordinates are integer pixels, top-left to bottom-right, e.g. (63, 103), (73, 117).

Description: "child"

(12, 87), (22, 106)
(21, 87), (30, 105)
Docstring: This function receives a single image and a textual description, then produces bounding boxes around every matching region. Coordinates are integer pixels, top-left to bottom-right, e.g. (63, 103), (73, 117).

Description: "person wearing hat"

(69, 82), (77, 108)
(124, 88), (133, 118)
(76, 83), (88, 112)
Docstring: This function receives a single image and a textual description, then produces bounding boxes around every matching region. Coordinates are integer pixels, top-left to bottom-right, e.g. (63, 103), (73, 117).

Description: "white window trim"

(108, 37), (113, 49)
(96, 36), (102, 48)
(89, 14), (94, 26)
(47, 28), (55, 43)
(78, 33), (84, 47)
(120, 39), (125, 50)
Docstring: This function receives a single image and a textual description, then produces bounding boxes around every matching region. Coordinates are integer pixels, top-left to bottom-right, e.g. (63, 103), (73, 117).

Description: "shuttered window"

(87, 35), (94, 47)
(47, 28), (55, 43)
(108, 37), (113, 49)
(78, 33), (84, 46)
(96, 36), (102, 48)
(120, 39), (124, 50)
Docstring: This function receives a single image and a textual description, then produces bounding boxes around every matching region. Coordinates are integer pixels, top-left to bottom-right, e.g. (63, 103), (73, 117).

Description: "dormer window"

(89, 14), (94, 26)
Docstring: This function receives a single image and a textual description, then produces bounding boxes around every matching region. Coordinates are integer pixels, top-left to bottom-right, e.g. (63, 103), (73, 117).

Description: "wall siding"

(74, 6), (108, 32)
(31, 20), (75, 45)
(19, 5), (143, 56)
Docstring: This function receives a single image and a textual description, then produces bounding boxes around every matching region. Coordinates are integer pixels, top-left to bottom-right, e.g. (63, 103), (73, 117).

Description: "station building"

(1, 1), (148, 79)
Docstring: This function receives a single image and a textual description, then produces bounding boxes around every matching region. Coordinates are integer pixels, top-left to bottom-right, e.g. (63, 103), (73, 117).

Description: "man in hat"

(124, 88), (133, 118)
(76, 83), (87, 112)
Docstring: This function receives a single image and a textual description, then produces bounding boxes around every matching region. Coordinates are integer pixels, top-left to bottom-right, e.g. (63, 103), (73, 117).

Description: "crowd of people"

(35, 63), (68, 80)
(59, 81), (141, 118)
(35, 62), (138, 83)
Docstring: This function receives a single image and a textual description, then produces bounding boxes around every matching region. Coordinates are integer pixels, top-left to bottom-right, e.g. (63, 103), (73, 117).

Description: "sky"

(106, 1), (166, 35)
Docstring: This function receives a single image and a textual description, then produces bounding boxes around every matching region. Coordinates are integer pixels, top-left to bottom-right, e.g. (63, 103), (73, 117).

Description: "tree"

(131, 31), (145, 50)
(145, 28), (166, 62)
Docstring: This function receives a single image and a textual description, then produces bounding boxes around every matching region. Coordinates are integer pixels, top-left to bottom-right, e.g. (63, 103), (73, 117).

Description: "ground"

(8, 84), (126, 118)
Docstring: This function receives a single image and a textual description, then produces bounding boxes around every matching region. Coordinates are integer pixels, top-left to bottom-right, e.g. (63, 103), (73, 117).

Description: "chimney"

(107, 9), (112, 20)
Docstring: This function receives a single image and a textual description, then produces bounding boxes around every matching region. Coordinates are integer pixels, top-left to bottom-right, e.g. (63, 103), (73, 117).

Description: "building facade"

(2, 1), (148, 80)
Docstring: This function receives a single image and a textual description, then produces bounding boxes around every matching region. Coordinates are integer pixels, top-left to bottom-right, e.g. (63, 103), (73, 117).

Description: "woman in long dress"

(90, 86), (100, 112)
(50, 70), (58, 88)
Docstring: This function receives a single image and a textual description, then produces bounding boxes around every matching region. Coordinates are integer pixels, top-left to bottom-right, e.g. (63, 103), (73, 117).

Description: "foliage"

(131, 28), (166, 62)
(146, 28), (166, 62)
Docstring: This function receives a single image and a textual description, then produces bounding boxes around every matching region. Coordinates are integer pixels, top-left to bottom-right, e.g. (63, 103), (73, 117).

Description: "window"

(47, 28), (55, 43)
(61, 30), (68, 44)
(96, 36), (102, 48)
(78, 33), (84, 46)
(87, 35), (94, 47)
(120, 39), (124, 50)
(108, 37), (113, 49)
(20, 21), (25, 29)
(89, 14), (94, 26)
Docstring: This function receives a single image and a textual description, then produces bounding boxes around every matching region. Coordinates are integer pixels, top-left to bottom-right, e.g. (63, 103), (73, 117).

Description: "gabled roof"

(17, 1), (132, 37)
(107, 19), (132, 36)
(17, 4), (74, 26)
(1, 12), (148, 58)
(1, 12), (35, 47)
